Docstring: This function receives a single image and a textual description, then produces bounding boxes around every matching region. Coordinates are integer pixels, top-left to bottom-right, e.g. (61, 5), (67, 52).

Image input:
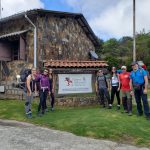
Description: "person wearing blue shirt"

(130, 61), (150, 120)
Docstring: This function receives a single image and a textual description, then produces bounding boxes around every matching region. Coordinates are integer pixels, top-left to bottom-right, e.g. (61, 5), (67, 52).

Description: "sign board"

(0, 86), (5, 92)
(58, 74), (92, 94)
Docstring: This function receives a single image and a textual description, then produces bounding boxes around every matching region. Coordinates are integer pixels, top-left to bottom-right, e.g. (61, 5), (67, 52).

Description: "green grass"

(0, 100), (150, 148)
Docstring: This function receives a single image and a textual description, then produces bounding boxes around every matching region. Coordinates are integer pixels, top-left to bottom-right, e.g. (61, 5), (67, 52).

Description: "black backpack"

(19, 69), (31, 89)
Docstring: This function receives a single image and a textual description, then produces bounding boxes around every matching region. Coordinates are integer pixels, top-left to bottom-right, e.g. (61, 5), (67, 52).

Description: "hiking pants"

(99, 88), (111, 106)
(38, 90), (48, 113)
(111, 86), (120, 105)
(134, 86), (150, 116)
(25, 92), (33, 114)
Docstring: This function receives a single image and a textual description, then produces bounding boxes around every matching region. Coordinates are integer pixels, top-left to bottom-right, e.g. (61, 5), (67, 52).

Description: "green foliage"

(0, 100), (150, 147)
(105, 56), (119, 70)
(96, 31), (150, 71)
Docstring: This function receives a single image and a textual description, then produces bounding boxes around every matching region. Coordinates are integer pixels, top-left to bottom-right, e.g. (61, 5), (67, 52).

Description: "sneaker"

(26, 110), (32, 115)
(51, 107), (54, 111)
(45, 108), (49, 112)
(108, 104), (112, 109)
(26, 113), (32, 119)
(128, 112), (132, 116)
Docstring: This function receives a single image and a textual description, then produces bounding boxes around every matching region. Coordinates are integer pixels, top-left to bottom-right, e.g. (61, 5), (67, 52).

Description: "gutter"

(24, 14), (37, 68)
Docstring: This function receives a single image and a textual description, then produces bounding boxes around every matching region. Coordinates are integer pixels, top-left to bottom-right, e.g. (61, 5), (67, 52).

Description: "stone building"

(0, 9), (108, 103)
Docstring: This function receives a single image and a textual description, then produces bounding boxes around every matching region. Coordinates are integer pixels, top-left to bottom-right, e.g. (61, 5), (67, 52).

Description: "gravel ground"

(0, 119), (149, 150)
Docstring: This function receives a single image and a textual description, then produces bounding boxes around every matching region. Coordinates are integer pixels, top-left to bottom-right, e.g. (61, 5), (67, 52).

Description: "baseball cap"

(131, 61), (137, 66)
(121, 66), (127, 69)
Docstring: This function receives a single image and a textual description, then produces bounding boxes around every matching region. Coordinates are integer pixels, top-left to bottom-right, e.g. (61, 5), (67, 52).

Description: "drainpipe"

(25, 14), (37, 68)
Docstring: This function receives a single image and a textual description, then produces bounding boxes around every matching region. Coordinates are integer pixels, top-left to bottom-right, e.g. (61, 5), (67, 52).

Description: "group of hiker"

(24, 68), (55, 118)
(23, 60), (150, 121)
(96, 61), (150, 120)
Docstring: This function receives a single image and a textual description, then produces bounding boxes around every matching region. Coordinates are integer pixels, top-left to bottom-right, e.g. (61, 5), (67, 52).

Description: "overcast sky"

(1, 0), (150, 40)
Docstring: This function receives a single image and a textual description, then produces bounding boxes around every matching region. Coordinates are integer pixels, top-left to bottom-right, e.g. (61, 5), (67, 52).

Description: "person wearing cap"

(119, 66), (132, 116)
(95, 69), (111, 108)
(130, 61), (150, 120)
(110, 67), (121, 110)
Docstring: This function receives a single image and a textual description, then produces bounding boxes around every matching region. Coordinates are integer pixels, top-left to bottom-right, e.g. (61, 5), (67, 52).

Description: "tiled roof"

(44, 60), (108, 68)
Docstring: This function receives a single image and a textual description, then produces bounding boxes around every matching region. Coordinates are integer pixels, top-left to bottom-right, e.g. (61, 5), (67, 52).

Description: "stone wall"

(37, 15), (95, 61)
(0, 92), (99, 107)
(7, 60), (33, 81)
(55, 96), (99, 107)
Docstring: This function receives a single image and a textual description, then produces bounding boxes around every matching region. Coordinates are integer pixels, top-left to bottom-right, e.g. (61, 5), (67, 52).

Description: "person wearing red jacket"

(119, 66), (132, 116)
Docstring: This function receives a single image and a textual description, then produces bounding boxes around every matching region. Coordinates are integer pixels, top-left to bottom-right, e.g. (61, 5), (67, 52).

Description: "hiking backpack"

(19, 68), (31, 88)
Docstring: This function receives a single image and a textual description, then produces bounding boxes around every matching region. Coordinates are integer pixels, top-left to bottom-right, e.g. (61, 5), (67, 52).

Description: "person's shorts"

(121, 90), (131, 99)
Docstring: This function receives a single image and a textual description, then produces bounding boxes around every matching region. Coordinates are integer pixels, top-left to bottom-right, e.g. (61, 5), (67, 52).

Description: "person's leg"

(51, 93), (55, 110)
(126, 92), (132, 115)
(28, 93), (33, 113)
(111, 87), (115, 105)
(38, 91), (43, 113)
(42, 90), (48, 114)
(116, 89), (121, 107)
(99, 88), (105, 107)
(44, 90), (49, 112)
(25, 95), (30, 114)
(141, 89), (150, 117)
(104, 88), (111, 108)
(134, 90), (143, 115)
(121, 91), (127, 112)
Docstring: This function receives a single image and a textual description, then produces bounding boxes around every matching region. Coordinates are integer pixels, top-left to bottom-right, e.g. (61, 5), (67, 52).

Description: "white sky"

(65, 0), (150, 40)
(0, 0), (44, 17)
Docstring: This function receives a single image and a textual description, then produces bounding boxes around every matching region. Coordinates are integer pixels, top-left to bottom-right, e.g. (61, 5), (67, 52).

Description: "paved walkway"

(0, 119), (149, 150)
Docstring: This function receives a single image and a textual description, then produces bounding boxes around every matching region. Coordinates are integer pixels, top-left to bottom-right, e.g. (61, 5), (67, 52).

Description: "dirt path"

(0, 119), (149, 150)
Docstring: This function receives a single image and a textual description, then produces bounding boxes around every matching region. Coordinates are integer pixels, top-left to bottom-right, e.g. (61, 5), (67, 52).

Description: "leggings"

(111, 86), (120, 105)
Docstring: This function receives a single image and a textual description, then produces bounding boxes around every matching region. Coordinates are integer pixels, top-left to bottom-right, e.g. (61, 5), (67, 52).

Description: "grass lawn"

(0, 99), (150, 148)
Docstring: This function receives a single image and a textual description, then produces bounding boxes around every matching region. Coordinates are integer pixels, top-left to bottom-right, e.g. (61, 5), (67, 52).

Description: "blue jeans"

(134, 86), (150, 116)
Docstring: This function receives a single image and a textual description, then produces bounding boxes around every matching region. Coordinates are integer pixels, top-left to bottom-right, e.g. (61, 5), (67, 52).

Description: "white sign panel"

(0, 86), (5, 92)
(58, 74), (92, 94)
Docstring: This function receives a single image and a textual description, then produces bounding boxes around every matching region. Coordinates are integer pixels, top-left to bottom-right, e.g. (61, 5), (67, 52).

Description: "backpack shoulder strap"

(104, 75), (108, 88)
